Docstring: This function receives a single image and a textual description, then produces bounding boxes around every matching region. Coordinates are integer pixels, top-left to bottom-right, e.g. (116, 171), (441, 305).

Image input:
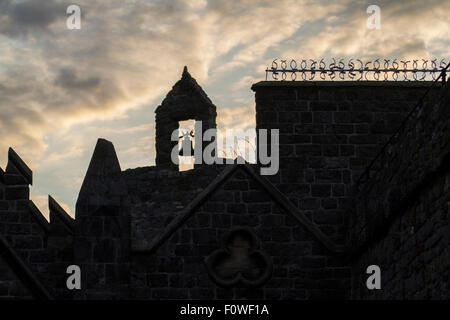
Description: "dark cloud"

(11, 1), (62, 26)
(0, 0), (68, 37)
(55, 68), (101, 90)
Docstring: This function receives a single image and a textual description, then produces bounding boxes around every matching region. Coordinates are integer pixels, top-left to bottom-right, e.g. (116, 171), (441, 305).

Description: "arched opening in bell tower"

(177, 119), (195, 171)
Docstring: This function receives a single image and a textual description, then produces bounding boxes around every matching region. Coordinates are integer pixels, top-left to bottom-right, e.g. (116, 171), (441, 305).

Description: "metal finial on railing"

(265, 58), (448, 81)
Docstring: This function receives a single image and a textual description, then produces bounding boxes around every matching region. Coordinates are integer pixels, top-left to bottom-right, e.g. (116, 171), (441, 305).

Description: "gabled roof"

(0, 234), (53, 300)
(140, 162), (345, 254)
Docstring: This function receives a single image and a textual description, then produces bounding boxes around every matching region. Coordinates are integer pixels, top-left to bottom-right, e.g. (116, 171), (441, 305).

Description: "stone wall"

(251, 81), (439, 247)
(123, 164), (225, 251)
(0, 247), (33, 299)
(130, 166), (350, 299)
(74, 139), (130, 299)
(0, 148), (73, 299)
(350, 81), (449, 299)
(0, 149), (45, 263)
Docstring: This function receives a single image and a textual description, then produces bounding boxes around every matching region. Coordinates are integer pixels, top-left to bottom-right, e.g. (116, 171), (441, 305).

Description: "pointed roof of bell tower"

(181, 66), (190, 79)
(155, 66), (215, 114)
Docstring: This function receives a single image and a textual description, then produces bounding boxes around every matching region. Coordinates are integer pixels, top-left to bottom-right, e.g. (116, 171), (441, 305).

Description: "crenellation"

(28, 201), (50, 234)
(49, 195), (74, 235)
(5, 148), (32, 186)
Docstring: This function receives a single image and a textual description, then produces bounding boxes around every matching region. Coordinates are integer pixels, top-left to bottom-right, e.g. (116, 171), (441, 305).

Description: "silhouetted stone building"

(0, 67), (448, 299)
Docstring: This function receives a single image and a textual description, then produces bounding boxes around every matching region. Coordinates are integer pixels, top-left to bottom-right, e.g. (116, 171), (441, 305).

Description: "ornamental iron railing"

(265, 58), (448, 81)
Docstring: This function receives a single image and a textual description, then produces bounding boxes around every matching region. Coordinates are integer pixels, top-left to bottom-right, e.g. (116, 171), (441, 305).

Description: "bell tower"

(155, 66), (217, 169)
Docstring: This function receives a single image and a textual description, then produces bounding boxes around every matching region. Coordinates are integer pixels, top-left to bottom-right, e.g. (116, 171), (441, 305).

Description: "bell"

(179, 133), (194, 157)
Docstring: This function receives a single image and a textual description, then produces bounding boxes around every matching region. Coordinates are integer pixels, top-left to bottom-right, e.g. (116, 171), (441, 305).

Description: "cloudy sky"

(0, 0), (448, 217)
